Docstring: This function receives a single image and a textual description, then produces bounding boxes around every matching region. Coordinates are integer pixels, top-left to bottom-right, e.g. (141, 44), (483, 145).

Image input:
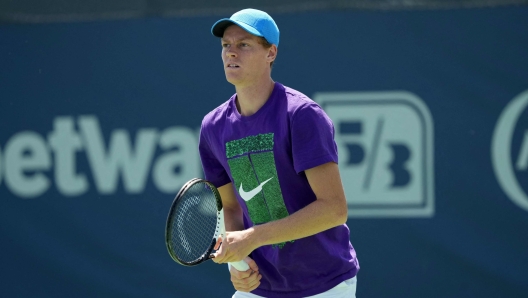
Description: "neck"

(234, 78), (275, 117)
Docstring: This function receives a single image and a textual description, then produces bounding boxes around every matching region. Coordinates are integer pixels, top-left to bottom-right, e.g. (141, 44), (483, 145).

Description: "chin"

(225, 75), (242, 86)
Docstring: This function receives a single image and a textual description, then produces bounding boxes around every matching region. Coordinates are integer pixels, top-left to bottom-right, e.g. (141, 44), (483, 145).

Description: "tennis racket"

(165, 178), (250, 271)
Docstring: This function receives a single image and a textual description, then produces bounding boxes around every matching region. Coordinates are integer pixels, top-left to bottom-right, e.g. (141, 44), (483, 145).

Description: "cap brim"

(211, 19), (264, 39)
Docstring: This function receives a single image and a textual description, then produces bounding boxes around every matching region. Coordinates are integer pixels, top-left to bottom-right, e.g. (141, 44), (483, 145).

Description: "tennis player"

(199, 8), (359, 298)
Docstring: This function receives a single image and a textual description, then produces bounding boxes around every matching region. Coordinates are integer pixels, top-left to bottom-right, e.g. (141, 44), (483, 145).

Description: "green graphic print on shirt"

(226, 133), (292, 249)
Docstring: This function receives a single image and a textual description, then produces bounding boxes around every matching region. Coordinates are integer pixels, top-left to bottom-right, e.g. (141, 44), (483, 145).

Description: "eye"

(222, 43), (229, 48)
(240, 43), (249, 47)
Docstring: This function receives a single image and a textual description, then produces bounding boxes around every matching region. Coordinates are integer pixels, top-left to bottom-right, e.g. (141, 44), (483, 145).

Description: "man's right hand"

(230, 257), (262, 292)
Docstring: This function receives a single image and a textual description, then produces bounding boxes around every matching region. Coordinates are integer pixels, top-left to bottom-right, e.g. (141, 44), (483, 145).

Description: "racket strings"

(169, 183), (219, 264)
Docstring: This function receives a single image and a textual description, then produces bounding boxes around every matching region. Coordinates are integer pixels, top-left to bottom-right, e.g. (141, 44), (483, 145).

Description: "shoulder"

(201, 96), (233, 131)
(281, 84), (329, 122)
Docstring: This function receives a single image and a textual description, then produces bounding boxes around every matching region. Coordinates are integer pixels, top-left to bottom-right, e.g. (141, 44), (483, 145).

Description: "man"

(199, 8), (359, 298)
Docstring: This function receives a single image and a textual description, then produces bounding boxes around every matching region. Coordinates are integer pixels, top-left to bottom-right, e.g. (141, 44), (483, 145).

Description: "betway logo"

(0, 115), (200, 198)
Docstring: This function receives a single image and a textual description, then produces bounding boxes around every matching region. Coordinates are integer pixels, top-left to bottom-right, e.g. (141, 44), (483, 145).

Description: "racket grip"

(229, 260), (250, 271)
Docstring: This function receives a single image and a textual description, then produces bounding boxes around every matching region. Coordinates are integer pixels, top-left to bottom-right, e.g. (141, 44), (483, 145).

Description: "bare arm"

(217, 183), (262, 292)
(251, 161), (348, 245)
(218, 183), (245, 232)
(213, 162), (348, 263)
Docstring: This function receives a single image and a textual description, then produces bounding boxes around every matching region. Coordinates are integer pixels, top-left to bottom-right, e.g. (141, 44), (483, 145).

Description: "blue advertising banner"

(1, 6), (527, 297)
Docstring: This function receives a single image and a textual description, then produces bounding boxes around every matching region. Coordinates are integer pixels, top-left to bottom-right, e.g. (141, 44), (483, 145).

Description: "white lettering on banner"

(79, 116), (158, 194)
(515, 130), (528, 170)
(314, 91), (435, 218)
(0, 115), (200, 198)
(153, 127), (199, 193)
(4, 132), (52, 198)
(492, 89), (528, 212)
(48, 117), (88, 196)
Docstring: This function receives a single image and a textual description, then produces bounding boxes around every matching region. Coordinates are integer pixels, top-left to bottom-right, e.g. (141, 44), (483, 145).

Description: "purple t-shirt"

(199, 82), (359, 298)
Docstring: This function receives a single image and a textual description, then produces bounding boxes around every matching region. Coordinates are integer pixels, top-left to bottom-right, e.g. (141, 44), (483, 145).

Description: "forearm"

(247, 197), (347, 249)
(218, 183), (246, 232)
(224, 205), (245, 232)
(216, 163), (349, 263)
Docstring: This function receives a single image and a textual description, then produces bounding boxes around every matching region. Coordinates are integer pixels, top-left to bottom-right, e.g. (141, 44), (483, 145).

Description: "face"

(221, 25), (277, 87)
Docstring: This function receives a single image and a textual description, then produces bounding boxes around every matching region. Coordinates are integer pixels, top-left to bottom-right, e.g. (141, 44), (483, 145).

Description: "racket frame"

(165, 178), (216, 266)
(165, 178), (249, 271)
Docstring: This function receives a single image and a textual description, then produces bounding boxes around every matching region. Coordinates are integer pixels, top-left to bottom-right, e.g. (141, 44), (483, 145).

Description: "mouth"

(226, 63), (240, 68)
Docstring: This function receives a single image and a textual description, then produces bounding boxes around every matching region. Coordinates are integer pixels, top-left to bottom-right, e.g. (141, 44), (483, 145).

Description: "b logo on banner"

(314, 91), (435, 217)
(492, 89), (528, 212)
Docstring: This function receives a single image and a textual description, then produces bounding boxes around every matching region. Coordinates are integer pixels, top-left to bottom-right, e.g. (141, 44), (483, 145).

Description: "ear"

(267, 45), (278, 63)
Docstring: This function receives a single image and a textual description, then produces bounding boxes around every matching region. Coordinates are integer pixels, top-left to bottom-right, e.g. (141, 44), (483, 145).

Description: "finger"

(231, 271), (257, 288)
(231, 267), (255, 282)
(212, 251), (225, 264)
(212, 252), (225, 263)
(230, 266), (252, 279)
(246, 274), (262, 292)
(233, 272), (262, 292)
(233, 270), (259, 283)
(211, 255), (221, 264)
(234, 281), (261, 293)
(244, 256), (259, 273)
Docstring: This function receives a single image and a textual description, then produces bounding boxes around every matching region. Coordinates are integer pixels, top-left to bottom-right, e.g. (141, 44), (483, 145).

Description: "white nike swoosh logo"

(239, 177), (274, 202)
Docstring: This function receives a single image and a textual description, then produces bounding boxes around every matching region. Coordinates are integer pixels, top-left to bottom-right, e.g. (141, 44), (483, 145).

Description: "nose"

(224, 46), (237, 58)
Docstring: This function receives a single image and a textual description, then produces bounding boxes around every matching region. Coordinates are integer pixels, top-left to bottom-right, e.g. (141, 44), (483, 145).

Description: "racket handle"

(229, 260), (250, 271)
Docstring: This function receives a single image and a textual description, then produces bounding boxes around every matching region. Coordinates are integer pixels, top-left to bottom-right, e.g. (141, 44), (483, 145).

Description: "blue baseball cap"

(211, 8), (280, 47)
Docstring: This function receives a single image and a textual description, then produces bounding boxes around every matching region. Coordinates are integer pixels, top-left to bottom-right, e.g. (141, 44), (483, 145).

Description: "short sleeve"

(291, 103), (338, 173)
(198, 123), (231, 188)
